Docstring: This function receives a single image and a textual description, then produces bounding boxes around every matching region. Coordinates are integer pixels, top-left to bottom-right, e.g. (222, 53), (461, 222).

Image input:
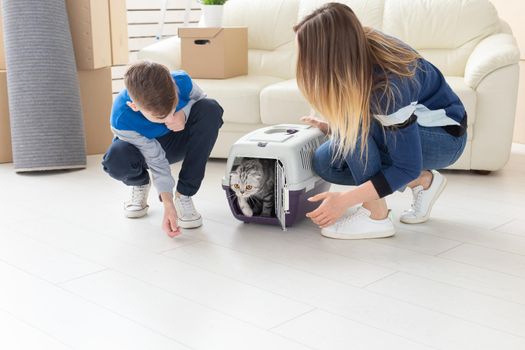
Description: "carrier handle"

(194, 39), (211, 45)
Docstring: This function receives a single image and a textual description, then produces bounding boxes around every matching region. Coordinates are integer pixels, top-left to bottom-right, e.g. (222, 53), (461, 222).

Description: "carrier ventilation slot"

(299, 137), (322, 170)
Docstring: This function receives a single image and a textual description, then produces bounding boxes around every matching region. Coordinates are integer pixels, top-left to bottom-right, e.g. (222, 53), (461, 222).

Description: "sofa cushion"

(260, 79), (311, 125)
(223, 0), (300, 51)
(383, 0), (499, 50)
(298, 0), (501, 77)
(383, 0), (500, 76)
(298, 0), (385, 29)
(196, 76), (283, 124)
(248, 42), (297, 80)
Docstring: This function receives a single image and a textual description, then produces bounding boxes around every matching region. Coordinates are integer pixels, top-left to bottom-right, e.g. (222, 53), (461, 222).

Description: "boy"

(102, 61), (223, 237)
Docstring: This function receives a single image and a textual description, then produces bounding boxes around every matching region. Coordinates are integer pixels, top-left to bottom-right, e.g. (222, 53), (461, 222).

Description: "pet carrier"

(222, 124), (331, 230)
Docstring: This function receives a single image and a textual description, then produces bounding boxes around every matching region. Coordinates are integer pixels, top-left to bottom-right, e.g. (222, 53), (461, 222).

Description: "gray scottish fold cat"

(230, 158), (275, 217)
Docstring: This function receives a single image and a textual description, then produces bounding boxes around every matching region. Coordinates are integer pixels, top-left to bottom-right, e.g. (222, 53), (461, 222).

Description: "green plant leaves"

(200, 0), (228, 5)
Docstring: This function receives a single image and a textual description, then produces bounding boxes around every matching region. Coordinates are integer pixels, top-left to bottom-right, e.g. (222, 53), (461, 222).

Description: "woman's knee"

(312, 142), (333, 180)
(312, 141), (359, 186)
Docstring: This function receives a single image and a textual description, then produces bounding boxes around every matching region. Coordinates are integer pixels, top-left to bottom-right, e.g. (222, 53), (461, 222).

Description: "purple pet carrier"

(222, 124), (331, 230)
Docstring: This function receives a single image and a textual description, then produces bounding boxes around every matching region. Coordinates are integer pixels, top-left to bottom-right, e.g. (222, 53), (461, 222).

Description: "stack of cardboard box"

(0, 9), (11, 163)
(0, 0), (128, 163)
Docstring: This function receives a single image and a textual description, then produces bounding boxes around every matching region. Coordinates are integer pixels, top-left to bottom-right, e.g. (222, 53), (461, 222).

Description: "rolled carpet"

(2, 0), (86, 171)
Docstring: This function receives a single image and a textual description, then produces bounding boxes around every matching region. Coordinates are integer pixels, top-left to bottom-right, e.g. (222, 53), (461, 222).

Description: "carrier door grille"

(275, 160), (289, 231)
(300, 137), (323, 170)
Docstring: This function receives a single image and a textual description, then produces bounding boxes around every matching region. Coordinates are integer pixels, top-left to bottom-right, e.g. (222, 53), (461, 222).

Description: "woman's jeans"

(312, 121), (467, 189)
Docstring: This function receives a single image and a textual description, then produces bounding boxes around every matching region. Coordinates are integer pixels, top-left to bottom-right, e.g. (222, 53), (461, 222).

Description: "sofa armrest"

(137, 36), (181, 70)
(464, 33), (520, 89)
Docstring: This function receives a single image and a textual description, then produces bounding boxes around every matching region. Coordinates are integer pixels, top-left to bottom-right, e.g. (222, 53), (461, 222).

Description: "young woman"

(297, 3), (467, 239)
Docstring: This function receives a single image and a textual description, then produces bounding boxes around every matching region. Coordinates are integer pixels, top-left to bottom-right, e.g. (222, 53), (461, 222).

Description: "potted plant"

(199, 0), (228, 27)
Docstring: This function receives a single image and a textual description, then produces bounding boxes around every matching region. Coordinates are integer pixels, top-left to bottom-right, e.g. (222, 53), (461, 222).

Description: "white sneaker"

(400, 170), (447, 224)
(321, 207), (395, 240)
(124, 183), (151, 218)
(174, 194), (202, 229)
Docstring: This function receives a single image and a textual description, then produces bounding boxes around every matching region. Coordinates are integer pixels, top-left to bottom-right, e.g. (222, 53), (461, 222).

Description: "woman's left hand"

(306, 191), (350, 228)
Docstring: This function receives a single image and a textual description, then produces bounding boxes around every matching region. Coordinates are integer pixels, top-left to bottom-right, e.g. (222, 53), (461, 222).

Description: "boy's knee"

(194, 99), (224, 128)
(102, 140), (143, 176)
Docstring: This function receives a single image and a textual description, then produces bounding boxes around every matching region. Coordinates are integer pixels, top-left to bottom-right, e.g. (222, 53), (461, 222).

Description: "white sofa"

(139, 0), (521, 171)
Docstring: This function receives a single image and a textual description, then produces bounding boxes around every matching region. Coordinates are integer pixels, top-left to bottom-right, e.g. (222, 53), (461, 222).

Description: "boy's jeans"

(101, 98), (224, 196)
(312, 120), (467, 188)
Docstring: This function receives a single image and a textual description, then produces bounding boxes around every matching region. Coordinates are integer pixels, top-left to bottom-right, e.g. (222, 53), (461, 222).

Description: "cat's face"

(230, 168), (262, 199)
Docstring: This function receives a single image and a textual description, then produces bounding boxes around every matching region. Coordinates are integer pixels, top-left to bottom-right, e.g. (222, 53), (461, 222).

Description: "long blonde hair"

(294, 2), (420, 160)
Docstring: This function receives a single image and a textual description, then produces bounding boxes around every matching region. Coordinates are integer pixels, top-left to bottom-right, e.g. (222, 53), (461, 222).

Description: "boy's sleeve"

(181, 81), (207, 120)
(111, 127), (175, 195)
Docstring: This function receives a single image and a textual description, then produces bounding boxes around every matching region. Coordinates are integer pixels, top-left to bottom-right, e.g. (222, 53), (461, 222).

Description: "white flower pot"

(201, 5), (223, 27)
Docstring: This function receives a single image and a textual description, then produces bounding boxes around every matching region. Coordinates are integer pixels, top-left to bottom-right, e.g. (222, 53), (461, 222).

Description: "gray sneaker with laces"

(321, 207), (395, 240)
(174, 194), (203, 229)
(400, 170), (447, 224)
(124, 183), (151, 218)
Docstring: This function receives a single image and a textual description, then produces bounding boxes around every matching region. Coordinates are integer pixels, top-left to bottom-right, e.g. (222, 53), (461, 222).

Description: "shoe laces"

(411, 186), (425, 212)
(337, 207), (368, 226)
(178, 195), (196, 214)
(130, 184), (149, 205)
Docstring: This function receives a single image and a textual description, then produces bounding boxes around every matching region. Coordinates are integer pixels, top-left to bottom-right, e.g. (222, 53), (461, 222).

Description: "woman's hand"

(300, 116), (329, 135)
(165, 110), (186, 132)
(306, 191), (350, 228)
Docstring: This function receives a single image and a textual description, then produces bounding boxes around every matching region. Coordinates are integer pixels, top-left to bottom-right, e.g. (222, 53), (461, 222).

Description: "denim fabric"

(312, 121), (467, 189)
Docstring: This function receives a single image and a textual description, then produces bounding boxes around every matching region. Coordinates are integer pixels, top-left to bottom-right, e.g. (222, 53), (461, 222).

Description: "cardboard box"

(178, 27), (248, 79)
(0, 7), (5, 70)
(108, 0), (129, 65)
(78, 67), (114, 155)
(66, 0), (112, 70)
(0, 70), (12, 163)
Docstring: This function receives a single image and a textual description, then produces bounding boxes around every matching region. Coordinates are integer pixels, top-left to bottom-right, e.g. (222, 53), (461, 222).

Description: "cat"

(230, 158), (275, 217)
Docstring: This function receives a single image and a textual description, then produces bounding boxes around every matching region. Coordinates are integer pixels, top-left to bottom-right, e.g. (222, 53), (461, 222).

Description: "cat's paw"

(241, 206), (253, 217)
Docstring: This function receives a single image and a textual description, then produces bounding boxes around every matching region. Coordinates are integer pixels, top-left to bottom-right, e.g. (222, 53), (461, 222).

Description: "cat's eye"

(234, 184), (240, 189)
(246, 185), (253, 190)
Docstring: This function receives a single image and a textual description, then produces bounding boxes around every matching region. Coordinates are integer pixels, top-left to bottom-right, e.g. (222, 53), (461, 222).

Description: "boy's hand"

(301, 116), (329, 135)
(165, 110), (186, 132)
(160, 192), (181, 237)
(163, 205), (181, 237)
